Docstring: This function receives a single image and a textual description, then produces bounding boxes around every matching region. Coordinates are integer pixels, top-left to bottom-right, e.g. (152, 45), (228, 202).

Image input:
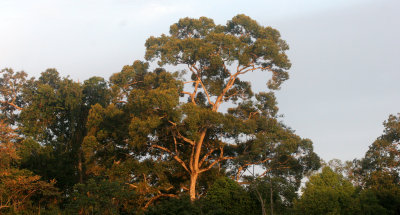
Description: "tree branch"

(199, 148), (216, 167)
(235, 158), (272, 181)
(151, 145), (190, 173)
(248, 111), (259, 120)
(0, 100), (23, 110)
(184, 81), (197, 84)
(199, 147), (235, 173)
(188, 64), (214, 106)
(259, 166), (290, 178)
(168, 121), (195, 146)
(222, 63), (231, 76)
(144, 193), (178, 209)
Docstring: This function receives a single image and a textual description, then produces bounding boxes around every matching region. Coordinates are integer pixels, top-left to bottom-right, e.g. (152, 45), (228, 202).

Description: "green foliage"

(0, 68), (29, 124)
(360, 114), (400, 176)
(349, 114), (400, 214)
(17, 70), (83, 189)
(65, 179), (137, 215)
(83, 76), (110, 107)
(145, 15), (290, 104)
(362, 171), (400, 214)
(202, 177), (256, 215)
(145, 196), (202, 215)
(18, 69), (112, 191)
(293, 167), (359, 215)
(358, 189), (388, 215)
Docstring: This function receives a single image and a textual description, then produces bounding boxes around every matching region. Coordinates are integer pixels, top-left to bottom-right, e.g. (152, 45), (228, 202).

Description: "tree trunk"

(189, 129), (206, 202)
(78, 150), (83, 183)
(255, 188), (267, 215)
(189, 173), (198, 202)
(270, 186), (273, 215)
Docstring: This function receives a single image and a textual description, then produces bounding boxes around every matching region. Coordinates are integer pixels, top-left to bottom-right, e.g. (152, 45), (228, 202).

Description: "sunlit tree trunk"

(189, 173), (199, 201)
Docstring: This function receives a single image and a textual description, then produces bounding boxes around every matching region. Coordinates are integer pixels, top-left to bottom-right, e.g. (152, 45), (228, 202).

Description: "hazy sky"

(1, 0), (399, 162)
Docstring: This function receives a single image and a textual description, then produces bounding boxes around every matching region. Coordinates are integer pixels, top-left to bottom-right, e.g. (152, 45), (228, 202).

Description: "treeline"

(0, 14), (399, 214)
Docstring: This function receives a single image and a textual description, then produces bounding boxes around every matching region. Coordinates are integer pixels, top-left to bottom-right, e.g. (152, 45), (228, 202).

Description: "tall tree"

(83, 61), (185, 210)
(146, 15), (290, 201)
(19, 69), (110, 190)
(349, 114), (400, 214)
(361, 114), (400, 176)
(349, 114), (400, 186)
(143, 14), (293, 201)
(18, 69), (84, 189)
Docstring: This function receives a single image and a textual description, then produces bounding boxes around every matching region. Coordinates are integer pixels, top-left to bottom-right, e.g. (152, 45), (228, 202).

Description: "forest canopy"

(0, 14), (399, 215)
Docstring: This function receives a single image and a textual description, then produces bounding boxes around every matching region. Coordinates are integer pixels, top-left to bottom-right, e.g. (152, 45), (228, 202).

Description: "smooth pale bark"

(189, 129), (206, 201)
(189, 173), (199, 202)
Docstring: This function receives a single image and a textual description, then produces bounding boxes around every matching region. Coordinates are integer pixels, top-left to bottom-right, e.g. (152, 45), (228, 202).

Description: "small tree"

(293, 167), (359, 215)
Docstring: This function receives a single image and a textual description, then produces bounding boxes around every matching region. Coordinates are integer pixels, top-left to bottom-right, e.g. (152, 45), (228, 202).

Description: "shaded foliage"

(145, 196), (202, 215)
(65, 179), (137, 215)
(202, 177), (256, 215)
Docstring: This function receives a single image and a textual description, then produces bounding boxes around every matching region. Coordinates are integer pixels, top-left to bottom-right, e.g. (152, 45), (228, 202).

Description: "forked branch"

(151, 145), (190, 173)
(199, 147), (235, 173)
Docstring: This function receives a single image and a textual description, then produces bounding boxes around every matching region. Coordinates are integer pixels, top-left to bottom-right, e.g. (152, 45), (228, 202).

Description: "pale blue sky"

(1, 0), (399, 162)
